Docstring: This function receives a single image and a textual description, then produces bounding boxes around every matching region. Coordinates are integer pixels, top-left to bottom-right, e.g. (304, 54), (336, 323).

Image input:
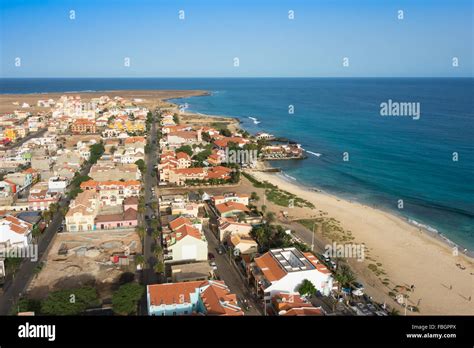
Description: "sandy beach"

(246, 169), (474, 315)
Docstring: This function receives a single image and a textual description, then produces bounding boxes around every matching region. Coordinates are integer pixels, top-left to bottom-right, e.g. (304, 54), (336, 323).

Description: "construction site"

(26, 229), (142, 301)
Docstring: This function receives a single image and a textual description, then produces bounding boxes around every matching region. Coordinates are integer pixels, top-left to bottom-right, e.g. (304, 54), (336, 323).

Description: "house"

(170, 262), (213, 283)
(65, 190), (100, 232)
(217, 217), (253, 242)
(164, 225), (207, 263)
(147, 280), (243, 316)
(169, 216), (202, 233)
(4, 172), (32, 192)
(0, 215), (33, 249)
(212, 193), (249, 206)
(89, 163), (141, 181)
(168, 168), (206, 186)
(170, 201), (200, 217)
(215, 201), (250, 218)
(28, 182), (61, 211)
(80, 179), (140, 207)
(228, 235), (258, 255)
(270, 292), (323, 316)
(48, 176), (68, 193)
(249, 248), (334, 304)
(71, 119), (96, 134)
(94, 207), (138, 230)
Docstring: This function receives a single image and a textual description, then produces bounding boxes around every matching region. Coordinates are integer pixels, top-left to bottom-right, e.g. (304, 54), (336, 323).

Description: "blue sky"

(0, 0), (472, 77)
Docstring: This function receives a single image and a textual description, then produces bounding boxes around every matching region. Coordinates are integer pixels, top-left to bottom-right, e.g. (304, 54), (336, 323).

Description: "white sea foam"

(306, 150), (322, 157)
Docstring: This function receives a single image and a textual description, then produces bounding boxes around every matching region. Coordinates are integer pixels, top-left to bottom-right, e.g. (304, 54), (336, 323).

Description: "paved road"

(141, 111), (159, 286)
(2, 128), (48, 151)
(202, 212), (262, 315)
(0, 162), (92, 315)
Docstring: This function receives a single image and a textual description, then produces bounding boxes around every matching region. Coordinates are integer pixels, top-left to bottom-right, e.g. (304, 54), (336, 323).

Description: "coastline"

(3, 89), (472, 315)
(167, 96), (473, 315)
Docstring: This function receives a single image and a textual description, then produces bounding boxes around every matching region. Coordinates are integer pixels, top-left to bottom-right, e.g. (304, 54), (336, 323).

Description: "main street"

(0, 162), (92, 315)
(141, 110), (159, 286)
(202, 206), (263, 315)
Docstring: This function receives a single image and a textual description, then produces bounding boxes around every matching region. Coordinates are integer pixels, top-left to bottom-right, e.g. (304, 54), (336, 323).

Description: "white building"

(48, 176), (68, 193)
(251, 248), (334, 303)
(0, 215), (33, 249)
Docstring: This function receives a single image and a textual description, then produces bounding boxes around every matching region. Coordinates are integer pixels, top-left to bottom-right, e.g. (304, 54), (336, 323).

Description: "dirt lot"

(27, 229), (141, 301)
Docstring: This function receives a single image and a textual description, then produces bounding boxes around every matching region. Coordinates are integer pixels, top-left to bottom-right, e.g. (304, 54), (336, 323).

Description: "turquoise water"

(1, 78), (473, 250)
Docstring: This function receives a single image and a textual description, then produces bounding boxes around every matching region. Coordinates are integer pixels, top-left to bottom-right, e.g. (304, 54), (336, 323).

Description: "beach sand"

(247, 169), (474, 315)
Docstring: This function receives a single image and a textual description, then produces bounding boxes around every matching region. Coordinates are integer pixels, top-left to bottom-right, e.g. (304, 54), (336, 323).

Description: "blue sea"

(1, 78), (473, 250)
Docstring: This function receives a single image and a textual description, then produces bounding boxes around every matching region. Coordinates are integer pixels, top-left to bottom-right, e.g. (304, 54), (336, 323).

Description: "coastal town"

(0, 91), (471, 317)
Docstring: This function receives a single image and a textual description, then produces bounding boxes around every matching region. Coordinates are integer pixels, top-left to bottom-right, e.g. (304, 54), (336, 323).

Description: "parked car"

(210, 261), (217, 270)
(208, 252), (215, 260)
(216, 246), (224, 255)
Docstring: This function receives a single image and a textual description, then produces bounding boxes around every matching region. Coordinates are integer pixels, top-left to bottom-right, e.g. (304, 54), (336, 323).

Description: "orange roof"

(215, 201), (249, 214)
(172, 224), (202, 241)
(173, 168), (205, 175)
(147, 280), (243, 316)
(169, 216), (191, 231)
(125, 136), (146, 144)
(303, 252), (331, 274)
(254, 253), (286, 282)
(2, 215), (33, 235)
(176, 152), (191, 160)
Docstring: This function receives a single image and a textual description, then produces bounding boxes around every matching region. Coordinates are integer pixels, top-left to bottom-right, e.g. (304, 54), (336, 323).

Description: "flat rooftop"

(270, 247), (315, 273)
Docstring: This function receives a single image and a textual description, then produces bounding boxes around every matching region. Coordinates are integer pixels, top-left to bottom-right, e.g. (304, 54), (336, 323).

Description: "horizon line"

(1, 76), (473, 79)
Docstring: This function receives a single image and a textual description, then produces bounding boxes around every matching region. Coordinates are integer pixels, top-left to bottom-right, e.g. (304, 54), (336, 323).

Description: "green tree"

(41, 287), (100, 315)
(89, 143), (105, 164)
(250, 192), (259, 202)
(135, 254), (145, 269)
(154, 261), (164, 274)
(112, 282), (144, 316)
(265, 211), (276, 225)
(175, 145), (193, 157)
(135, 226), (145, 240)
(298, 279), (317, 297)
(135, 159), (146, 173)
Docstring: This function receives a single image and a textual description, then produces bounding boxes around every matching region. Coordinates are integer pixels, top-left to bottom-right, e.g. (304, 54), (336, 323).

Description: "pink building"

(94, 208), (138, 230)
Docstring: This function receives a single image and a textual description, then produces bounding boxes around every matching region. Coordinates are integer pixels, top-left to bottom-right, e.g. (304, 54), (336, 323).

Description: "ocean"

(1, 78), (473, 250)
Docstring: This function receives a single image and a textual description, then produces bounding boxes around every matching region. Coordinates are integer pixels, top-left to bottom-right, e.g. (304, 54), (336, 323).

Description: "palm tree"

(135, 226), (145, 241)
(265, 212), (276, 225)
(250, 192), (259, 202)
(135, 254), (145, 269)
(261, 205), (267, 214)
(154, 261), (164, 274)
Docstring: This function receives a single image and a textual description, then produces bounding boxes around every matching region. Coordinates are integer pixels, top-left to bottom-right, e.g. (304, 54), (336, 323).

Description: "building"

(164, 225), (207, 263)
(147, 280), (243, 316)
(170, 262), (213, 283)
(0, 215), (33, 249)
(80, 179), (140, 207)
(71, 119), (96, 134)
(250, 248), (334, 303)
(212, 193), (250, 206)
(28, 182), (61, 211)
(94, 207), (138, 230)
(270, 292), (323, 316)
(215, 201), (250, 218)
(48, 176), (68, 193)
(65, 190), (100, 232)
(217, 217), (253, 242)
